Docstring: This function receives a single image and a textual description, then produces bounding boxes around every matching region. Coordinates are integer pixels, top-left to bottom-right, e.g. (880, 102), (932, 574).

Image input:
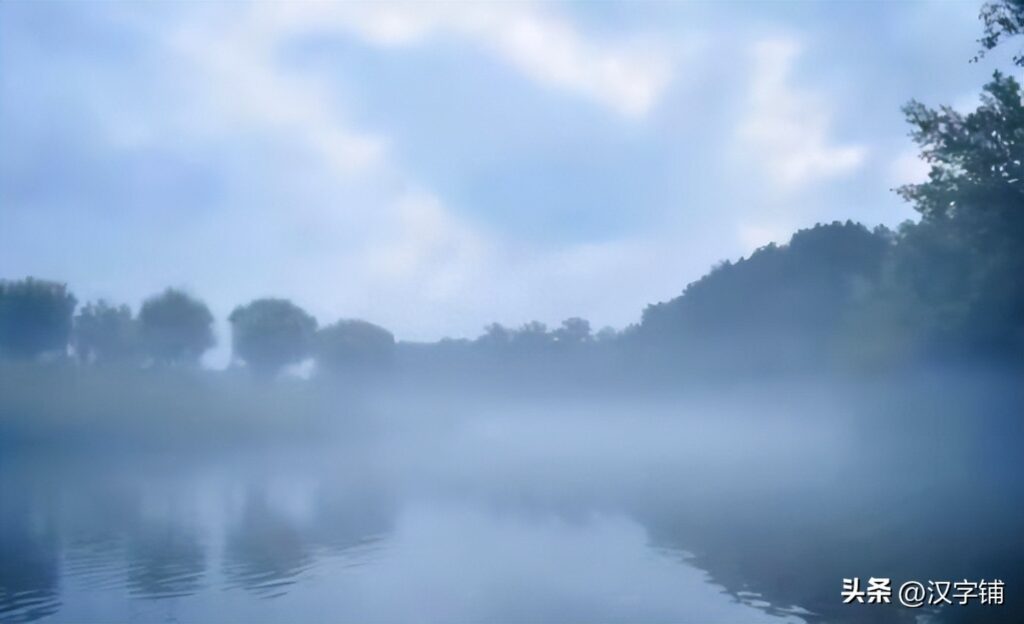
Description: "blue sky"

(0, 0), (1013, 362)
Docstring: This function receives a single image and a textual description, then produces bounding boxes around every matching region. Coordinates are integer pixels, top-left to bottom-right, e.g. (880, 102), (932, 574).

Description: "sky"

(0, 0), (1014, 364)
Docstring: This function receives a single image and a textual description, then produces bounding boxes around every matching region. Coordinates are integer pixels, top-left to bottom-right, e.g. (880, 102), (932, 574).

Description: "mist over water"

(2, 368), (1021, 624)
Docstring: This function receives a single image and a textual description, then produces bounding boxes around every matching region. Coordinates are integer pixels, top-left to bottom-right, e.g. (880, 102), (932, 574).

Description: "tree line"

(0, 282), (398, 378)
(636, 68), (1023, 369)
(0, 276), (622, 379)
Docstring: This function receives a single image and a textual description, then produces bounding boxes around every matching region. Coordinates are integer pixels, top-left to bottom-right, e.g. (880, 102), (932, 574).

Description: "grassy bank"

(0, 362), (364, 451)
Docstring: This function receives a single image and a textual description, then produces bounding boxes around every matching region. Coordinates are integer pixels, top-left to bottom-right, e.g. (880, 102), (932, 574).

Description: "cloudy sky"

(0, 0), (1012, 361)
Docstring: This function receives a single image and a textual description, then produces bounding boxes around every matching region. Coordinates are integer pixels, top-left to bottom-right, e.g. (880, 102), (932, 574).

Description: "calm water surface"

(2, 391), (1021, 623)
(0, 453), (805, 624)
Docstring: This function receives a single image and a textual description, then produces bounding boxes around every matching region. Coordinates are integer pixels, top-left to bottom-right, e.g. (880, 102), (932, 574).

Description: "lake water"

(2, 384), (1021, 623)
(0, 452), (805, 624)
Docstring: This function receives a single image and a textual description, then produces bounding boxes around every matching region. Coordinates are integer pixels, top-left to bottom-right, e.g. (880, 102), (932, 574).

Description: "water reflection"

(62, 484), (146, 593)
(2, 380), (1020, 624)
(0, 449), (803, 623)
(0, 492), (60, 623)
(637, 429), (1024, 624)
(224, 491), (315, 597)
(125, 520), (206, 599)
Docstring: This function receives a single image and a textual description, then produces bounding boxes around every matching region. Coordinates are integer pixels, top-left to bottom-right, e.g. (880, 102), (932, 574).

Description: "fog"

(2, 364), (1021, 623)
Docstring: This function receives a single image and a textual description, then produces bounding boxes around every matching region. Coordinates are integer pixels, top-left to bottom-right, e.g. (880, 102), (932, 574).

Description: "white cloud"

(737, 38), (867, 190)
(137, 2), (679, 348)
(254, 2), (672, 118)
(72, 4), (498, 352)
(3, 2), (708, 353)
(365, 191), (487, 302)
(170, 15), (386, 175)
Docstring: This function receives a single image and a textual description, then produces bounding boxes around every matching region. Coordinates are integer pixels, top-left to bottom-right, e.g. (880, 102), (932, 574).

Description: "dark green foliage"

(637, 221), (894, 367)
(897, 72), (1024, 232)
(73, 300), (137, 364)
(977, 0), (1024, 65)
(892, 73), (1024, 357)
(0, 278), (77, 359)
(138, 289), (214, 366)
(316, 320), (395, 375)
(229, 298), (317, 377)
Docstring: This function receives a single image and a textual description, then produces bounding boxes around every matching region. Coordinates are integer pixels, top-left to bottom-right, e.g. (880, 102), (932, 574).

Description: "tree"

(976, 0), (1024, 65)
(476, 323), (512, 349)
(553, 317), (592, 346)
(0, 277), (77, 359)
(891, 73), (1024, 356)
(636, 221), (894, 367)
(138, 289), (215, 365)
(511, 321), (552, 350)
(73, 300), (137, 364)
(594, 326), (619, 343)
(315, 320), (395, 375)
(228, 298), (317, 377)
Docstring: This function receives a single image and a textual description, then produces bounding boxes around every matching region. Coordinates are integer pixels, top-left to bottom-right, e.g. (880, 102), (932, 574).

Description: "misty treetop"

(554, 318), (593, 346)
(476, 318), (599, 352)
(139, 289), (216, 366)
(229, 298), (318, 377)
(316, 320), (396, 375)
(0, 278), (76, 360)
(73, 300), (137, 364)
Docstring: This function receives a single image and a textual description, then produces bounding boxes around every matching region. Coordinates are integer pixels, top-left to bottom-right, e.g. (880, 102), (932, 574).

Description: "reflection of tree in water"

(61, 483), (143, 592)
(640, 444), (1024, 624)
(0, 494), (60, 623)
(49, 475), (207, 600)
(644, 495), (863, 624)
(124, 520), (206, 599)
(306, 479), (394, 559)
(223, 492), (315, 597)
(223, 481), (394, 597)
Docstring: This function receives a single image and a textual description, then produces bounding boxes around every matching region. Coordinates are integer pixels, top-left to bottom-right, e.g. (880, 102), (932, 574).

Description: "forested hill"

(635, 72), (1024, 371)
(636, 221), (895, 369)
